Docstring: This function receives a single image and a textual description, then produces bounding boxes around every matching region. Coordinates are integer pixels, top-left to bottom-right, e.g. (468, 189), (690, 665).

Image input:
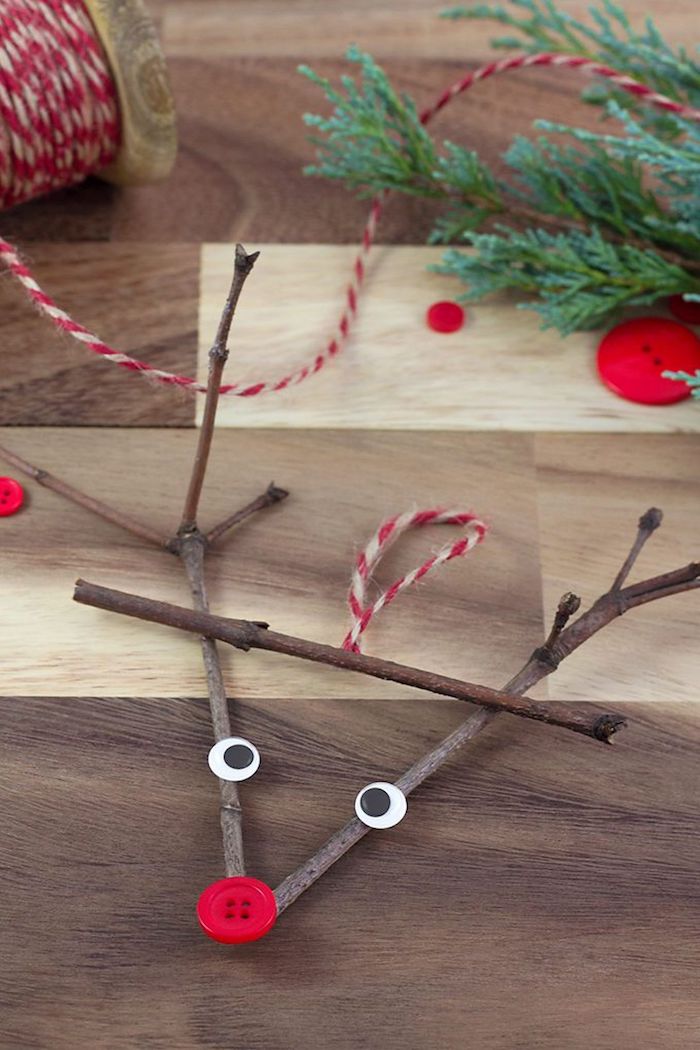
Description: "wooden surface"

(0, 2), (699, 1049)
(2, 694), (699, 1050)
(0, 428), (545, 698)
(200, 245), (700, 432)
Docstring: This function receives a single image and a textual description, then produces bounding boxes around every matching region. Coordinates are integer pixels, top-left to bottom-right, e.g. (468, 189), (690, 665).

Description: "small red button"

(668, 295), (700, 326)
(426, 300), (465, 333)
(597, 317), (700, 405)
(0, 477), (24, 516)
(197, 876), (277, 944)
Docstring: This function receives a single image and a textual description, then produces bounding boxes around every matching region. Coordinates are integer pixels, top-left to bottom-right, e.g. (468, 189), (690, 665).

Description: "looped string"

(0, 49), (697, 394)
(342, 508), (488, 653)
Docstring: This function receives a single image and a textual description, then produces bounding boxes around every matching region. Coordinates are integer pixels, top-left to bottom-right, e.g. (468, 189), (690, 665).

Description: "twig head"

(639, 508), (663, 533)
(559, 592), (581, 619)
(235, 243), (260, 276)
(593, 713), (628, 744)
(266, 483), (290, 503)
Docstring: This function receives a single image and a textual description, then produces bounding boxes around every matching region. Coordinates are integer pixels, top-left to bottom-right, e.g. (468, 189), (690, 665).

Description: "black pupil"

(223, 744), (254, 770)
(360, 787), (391, 817)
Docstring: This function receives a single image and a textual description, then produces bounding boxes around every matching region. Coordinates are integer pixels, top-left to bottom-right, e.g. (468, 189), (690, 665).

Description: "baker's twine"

(0, 0), (118, 209)
(342, 507), (488, 653)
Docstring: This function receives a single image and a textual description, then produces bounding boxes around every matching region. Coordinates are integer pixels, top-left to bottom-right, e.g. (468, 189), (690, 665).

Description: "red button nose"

(196, 876), (277, 944)
(426, 300), (465, 334)
(597, 317), (700, 405)
(668, 295), (700, 326)
(0, 477), (24, 517)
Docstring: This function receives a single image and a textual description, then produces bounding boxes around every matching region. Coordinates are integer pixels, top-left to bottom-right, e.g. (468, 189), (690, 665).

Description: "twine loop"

(343, 508), (488, 653)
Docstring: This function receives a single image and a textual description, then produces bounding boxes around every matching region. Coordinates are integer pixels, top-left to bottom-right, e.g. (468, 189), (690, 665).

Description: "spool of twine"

(0, 0), (176, 209)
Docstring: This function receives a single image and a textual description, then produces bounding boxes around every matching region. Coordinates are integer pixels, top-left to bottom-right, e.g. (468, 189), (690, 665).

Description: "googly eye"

(207, 737), (260, 782)
(354, 782), (407, 829)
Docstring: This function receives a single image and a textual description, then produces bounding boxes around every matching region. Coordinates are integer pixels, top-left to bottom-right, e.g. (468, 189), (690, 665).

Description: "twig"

(72, 579), (626, 742)
(0, 440), (168, 549)
(179, 244), (259, 534)
(273, 511), (698, 911)
(172, 244), (260, 877)
(610, 508), (663, 591)
(178, 533), (245, 876)
(206, 483), (289, 546)
(3, 246), (287, 882)
(273, 708), (494, 913)
(538, 591), (581, 657)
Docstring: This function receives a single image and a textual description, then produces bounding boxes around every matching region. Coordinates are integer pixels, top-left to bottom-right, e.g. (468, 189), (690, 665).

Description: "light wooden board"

(200, 245), (700, 433)
(2, 427), (697, 704)
(0, 427), (544, 699)
(536, 434), (700, 704)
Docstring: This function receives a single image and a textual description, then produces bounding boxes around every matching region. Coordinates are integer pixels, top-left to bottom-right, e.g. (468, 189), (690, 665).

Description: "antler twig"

(169, 244), (260, 878)
(274, 509), (697, 911)
(0, 245), (290, 881)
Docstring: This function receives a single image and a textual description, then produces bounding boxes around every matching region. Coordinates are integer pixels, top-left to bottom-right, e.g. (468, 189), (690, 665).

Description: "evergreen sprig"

(437, 226), (695, 334)
(443, 0), (700, 132)
(299, 3), (700, 341)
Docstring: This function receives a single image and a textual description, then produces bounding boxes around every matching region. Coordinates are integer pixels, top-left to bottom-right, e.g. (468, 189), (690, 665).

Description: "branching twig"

(171, 245), (261, 878)
(180, 244), (259, 533)
(72, 579), (626, 743)
(0, 246), (285, 881)
(273, 511), (698, 911)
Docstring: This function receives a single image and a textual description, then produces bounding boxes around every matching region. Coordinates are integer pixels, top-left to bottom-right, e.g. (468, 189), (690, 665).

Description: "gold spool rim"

(83, 0), (177, 185)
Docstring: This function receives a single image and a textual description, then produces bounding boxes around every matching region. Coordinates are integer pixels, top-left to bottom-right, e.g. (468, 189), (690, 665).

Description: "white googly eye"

(354, 782), (407, 829)
(207, 737), (260, 782)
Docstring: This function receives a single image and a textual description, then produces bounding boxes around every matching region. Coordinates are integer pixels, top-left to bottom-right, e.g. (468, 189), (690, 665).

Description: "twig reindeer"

(2, 246), (698, 944)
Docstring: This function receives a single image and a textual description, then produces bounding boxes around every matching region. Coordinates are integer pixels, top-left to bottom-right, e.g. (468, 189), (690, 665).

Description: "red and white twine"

(0, 0), (118, 209)
(342, 508), (488, 653)
(0, 36), (698, 394)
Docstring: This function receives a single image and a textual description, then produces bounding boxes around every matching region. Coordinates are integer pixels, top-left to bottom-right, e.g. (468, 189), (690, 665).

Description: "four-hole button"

(196, 876), (277, 944)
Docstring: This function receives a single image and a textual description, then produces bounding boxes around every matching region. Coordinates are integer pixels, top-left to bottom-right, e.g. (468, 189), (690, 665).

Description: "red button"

(426, 300), (465, 333)
(597, 317), (700, 405)
(0, 477), (24, 516)
(668, 295), (700, 326)
(197, 876), (277, 944)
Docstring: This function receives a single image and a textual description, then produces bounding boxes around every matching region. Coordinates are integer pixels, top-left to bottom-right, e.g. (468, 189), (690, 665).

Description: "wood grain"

(1, 693), (699, 1050)
(0, 243), (198, 426)
(199, 244), (700, 433)
(0, 426), (544, 699)
(162, 0), (697, 58)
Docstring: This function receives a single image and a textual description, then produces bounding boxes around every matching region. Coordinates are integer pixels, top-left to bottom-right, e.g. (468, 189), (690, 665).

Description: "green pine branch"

(299, 2), (700, 363)
(435, 227), (696, 334)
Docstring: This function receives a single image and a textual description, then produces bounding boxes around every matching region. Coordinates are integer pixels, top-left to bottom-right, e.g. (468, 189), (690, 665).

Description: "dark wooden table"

(1, 3), (698, 1049)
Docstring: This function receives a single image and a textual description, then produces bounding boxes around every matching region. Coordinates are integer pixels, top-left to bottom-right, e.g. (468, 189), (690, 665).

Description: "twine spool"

(0, 0), (176, 209)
